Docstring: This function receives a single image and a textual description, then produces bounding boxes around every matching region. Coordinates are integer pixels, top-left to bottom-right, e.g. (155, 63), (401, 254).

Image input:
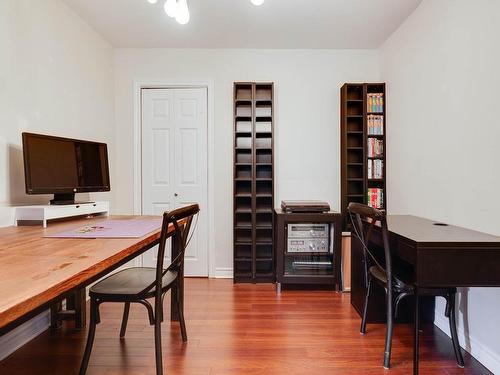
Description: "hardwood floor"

(0, 279), (491, 375)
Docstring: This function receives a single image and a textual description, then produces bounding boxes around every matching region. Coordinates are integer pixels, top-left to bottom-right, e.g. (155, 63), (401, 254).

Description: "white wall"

(380, 0), (500, 372)
(0, 0), (115, 360)
(113, 48), (380, 276)
(0, 0), (115, 228)
(2, 0), (498, 371)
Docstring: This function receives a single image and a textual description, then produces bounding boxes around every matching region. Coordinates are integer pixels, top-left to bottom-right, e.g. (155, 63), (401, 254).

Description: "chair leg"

(360, 277), (372, 334)
(176, 284), (188, 342)
(119, 302), (131, 338)
(79, 299), (99, 375)
(447, 293), (465, 368)
(394, 292), (408, 319)
(154, 310), (163, 375)
(383, 291), (394, 369)
(444, 295), (451, 318)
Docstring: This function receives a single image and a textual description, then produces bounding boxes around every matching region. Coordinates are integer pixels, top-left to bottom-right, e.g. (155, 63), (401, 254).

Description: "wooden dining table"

(0, 215), (182, 336)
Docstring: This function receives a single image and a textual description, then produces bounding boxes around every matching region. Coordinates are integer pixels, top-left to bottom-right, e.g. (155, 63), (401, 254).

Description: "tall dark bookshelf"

(233, 82), (275, 283)
(340, 83), (387, 230)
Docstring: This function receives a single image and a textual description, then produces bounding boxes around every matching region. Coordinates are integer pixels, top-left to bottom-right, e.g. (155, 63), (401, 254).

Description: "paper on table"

(45, 218), (163, 239)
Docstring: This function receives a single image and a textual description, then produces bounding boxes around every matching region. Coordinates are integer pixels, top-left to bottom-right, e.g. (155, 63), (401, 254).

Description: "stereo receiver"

(287, 223), (330, 253)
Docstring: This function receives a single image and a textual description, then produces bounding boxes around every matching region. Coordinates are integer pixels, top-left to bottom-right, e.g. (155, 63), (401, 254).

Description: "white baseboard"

(0, 310), (50, 361)
(214, 267), (233, 278)
(434, 314), (500, 374)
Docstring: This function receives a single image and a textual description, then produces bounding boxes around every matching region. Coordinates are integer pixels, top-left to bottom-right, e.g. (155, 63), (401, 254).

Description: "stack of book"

(367, 138), (384, 157)
(367, 93), (384, 113)
(368, 159), (383, 179)
(367, 115), (384, 135)
(367, 188), (383, 209)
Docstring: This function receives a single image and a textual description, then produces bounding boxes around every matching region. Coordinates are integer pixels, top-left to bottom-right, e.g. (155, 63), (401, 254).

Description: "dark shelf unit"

(233, 82), (275, 283)
(340, 83), (387, 230)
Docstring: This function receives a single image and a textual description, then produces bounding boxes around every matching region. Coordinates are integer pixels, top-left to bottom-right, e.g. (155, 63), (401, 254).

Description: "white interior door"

(141, 87), (208, 276)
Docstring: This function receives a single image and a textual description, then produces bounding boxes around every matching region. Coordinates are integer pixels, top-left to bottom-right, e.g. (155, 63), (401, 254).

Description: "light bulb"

(251, 0), (265, 6)
(164, 0), (177, 17)
(147, 0), (158, 4)
(175, 0), (190, 24)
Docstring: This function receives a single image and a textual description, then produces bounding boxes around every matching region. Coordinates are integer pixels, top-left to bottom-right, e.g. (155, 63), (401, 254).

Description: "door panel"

(152, 129), (170, 185)
(179, 128), (197, 185)
(141, 88), (208, 276)
(173, 89), (208, 275)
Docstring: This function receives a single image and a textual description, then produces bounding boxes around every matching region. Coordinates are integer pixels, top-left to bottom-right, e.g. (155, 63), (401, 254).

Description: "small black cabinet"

(275, 209), (342, 290)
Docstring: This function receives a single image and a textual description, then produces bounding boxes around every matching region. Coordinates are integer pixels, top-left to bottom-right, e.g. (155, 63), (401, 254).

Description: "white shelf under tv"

(15, 201), (109, 228)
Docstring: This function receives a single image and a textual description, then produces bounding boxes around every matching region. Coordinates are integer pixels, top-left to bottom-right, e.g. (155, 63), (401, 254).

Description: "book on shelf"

(367, 93), (384, 113)
(367, 137), (384, 157)
(367, 115), (384, 135)
(367, 159), (383, 179)
(367, 188), (383, 209)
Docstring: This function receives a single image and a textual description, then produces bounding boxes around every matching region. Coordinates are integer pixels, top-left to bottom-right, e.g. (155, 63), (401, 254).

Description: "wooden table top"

(0, 215), (165, 330)
(387, 215), (500, 245)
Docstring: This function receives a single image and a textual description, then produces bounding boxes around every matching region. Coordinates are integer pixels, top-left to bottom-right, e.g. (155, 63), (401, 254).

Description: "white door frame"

(133, 79), (215, 278)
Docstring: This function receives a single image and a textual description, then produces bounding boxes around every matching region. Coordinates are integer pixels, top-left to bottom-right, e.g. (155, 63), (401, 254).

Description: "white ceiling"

(63, 0), (422, 49)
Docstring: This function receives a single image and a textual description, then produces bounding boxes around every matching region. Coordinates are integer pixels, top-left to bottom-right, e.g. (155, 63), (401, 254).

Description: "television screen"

(22, 133), (110, 195)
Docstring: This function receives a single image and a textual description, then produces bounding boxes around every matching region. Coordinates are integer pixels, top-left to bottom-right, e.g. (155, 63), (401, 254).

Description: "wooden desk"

(351, 215), (500, 374)
(0, 215), (181, 335)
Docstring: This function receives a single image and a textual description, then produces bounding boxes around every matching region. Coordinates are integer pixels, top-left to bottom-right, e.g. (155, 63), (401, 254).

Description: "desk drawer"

(418, 246), (500, 287)
(395, 239), (417, 265)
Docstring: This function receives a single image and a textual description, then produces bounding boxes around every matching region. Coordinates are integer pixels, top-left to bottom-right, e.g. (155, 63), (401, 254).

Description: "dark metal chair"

(348, 202), (464, 369)
(79, 204), (200, 375)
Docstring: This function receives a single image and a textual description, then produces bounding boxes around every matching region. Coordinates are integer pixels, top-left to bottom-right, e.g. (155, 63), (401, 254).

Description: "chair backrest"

(143, 204), (200, 296)
(347, 202), (392, 290)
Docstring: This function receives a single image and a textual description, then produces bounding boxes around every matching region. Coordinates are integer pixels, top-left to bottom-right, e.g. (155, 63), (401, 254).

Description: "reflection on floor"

(0, 278), (491, 374)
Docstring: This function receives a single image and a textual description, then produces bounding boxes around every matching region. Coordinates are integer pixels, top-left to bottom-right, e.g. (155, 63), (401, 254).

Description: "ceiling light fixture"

(164, 0), (177, 18)
(157, 0), (190, 24)
(148, 0), (263, 25)
(175, 0), (190, 25)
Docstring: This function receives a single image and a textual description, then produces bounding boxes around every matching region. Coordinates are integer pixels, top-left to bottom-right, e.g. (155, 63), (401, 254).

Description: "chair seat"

(369, 265), (455, 296)
(90, 267), (178, 300)
(369, 265), (413, 293)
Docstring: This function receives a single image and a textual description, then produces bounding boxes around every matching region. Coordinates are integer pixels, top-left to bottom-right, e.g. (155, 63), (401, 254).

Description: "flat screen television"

(22, 132), (110, 205)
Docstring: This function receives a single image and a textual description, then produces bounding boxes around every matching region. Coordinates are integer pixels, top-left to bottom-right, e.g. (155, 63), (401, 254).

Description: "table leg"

(50, 301), (62, 332)
(414, 293), (420, 375)
(51, 289), (87, 331)
(74, 288), (87, 329)
(178, 271), (184, 321)
(170, 232), (180, 322)
(67, 289), (86, 329)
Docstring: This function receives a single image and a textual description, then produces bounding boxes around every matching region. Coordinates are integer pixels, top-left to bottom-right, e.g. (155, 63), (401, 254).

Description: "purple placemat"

(45, 218), (163, 239)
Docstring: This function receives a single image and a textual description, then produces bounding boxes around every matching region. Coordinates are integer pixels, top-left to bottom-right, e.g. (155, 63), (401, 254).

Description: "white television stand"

(15, 201), (109, 228)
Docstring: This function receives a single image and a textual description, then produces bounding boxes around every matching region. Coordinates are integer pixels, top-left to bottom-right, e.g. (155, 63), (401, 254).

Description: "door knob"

(174, 193), (178, 197)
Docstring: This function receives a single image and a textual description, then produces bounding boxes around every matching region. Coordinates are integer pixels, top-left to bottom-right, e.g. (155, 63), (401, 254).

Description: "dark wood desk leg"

(74, 288), (87, 329)
(414, 293), (420, 375)
(50, 301), (62, 332)
(170, 233), (180, 322)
